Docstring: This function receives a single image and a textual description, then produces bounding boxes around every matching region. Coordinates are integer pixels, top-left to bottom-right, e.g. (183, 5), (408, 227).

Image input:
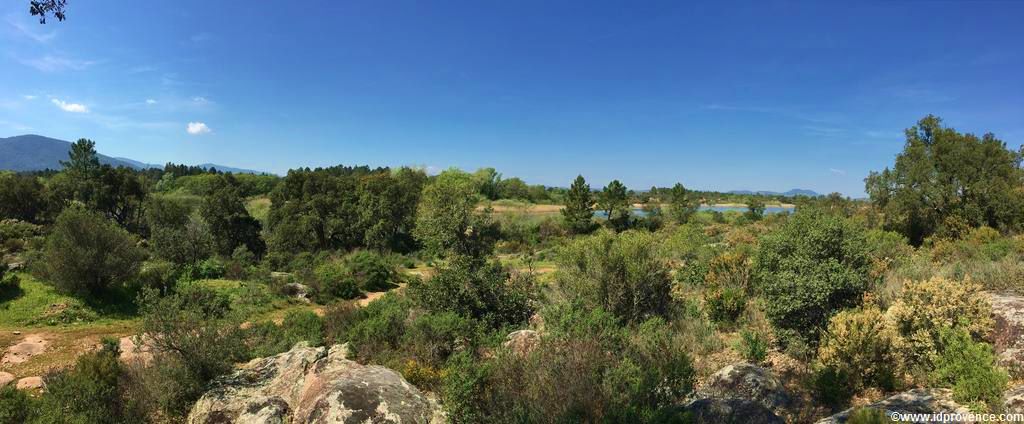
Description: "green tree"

(865, 115), (1024, 245)
(414, 169), (497, 258)
(666, 183), (697, 224)
(200, 174), (265, 257)
(745, 197), (766, 221)
(598, 180), (631, 231)
(754, 210), (873, 346)
(0, 174), (46, 222)
(410, 256), (536, 330)
(472, 168), (502, 200)
(42, 207), (145, 297)
(357, 168), (425, 251)
(561, 175), (595, 234)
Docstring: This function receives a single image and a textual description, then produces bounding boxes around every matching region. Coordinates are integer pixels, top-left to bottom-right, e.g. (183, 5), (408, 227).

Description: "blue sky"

(2, 1), (1022, 196)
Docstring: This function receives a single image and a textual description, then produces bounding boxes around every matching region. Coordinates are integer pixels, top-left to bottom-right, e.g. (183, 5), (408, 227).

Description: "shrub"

(410, 257), (535, 330)
(312, 260), (360, 301)
(0, 263), (19, 301)
(930, 327), (1008, 412)
(0, 385), (32, 424)
(150, 216), (213, 266)
(341, 294), (411, 361)
(887, 277), (992, 369)
(737, 329), (769, 364)
(134, 260), (178, 293)
(31, 341), (143, 424)
(704, 287), (746, 324)
(817, 307), (899, 392)
(247, 310), (324, 357)
(812, 366), (856, 410)
(846, 408), (888, 424)
(138, 284), (246, 384)
(555, 230), (673, 324)
(42, 207), (146, 297)
(342, 250), (396, 292)
(754, 211), (873, 346)
(403, 311), (477, 366)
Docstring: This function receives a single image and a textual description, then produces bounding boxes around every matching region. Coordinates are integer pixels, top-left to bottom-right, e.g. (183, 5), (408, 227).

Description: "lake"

(594, 204), (794, 218)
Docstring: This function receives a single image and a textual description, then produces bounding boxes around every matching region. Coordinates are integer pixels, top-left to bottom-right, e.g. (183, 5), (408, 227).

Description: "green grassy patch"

(0, 274), (137, 327)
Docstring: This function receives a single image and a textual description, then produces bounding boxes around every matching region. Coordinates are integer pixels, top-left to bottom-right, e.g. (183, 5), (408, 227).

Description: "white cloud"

(51, 98), (89, 113)
(20, 55), (97, 72)
(5, 14), (57, 43)
(145, 99), (158, 105)
(22, 95), (36, 100)
(192, 96), (209, 103)
(187, 122), (211, 135)
(829, 168), (847, 175)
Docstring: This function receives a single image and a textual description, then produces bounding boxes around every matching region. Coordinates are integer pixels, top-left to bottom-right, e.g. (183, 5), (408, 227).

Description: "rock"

(0, 372), (14, 386)
(118, 335), (155, 366)
(528, 313), (545, 331)
(987, 293), (1024, 374)
(2, 334), (48, 365)
(16, 376), (44, 390)
(11, 331), (19, 336)
(282, 282), (312, 303)
(187, 342), (445, 424)
(503, 329), (540, 357)
(1005, 385), (1024, 414)
(680, 397), (785, 424)
(816, 388), (971, 423)
(700, 363), (794, 417)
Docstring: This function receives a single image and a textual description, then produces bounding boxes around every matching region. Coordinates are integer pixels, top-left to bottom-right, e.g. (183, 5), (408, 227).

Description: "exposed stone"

(187, 342), (445, 424)
(1004, 385), (1024, 414)
(16, 376), (44, 390)
(700, 362), (794, 417)
(2, 333), (48, 365)
(680, 397), (785, 424)
(987, 293), (1024, 375)
(816, 388), (971, 423)
(0, 372), (14, 386)
(503, 329), (541, 357)
(282, 282), (312, 303)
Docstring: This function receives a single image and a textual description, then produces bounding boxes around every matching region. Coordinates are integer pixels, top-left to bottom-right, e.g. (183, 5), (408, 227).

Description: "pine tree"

(561, 175), (594, 234)
(667, 183), (697, 224)
(599, 180), (630, 231)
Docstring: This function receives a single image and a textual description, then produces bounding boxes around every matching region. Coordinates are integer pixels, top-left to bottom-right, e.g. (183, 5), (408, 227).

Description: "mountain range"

(0, 134), (264, 174)
(728, 189), (821, 197)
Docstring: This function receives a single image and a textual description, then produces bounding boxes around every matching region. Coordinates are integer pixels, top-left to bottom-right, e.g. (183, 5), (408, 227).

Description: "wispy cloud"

(890, 87), (954, 103)
(190, 32), (213, 43)
(51, 98), (89, 113)
(145, 99), (158, 105)
(22, 95), (37, 100)
(5, 13), (56, 43)
(20, 55), (97, 72)
(187, 122), (211, 135)
(829, 168), (847, 175)
(127, 65), (157, 74)
(802, 125), (846, 137)
(0, 120), (32, 131)
(192, 96), (210, 104)
(701, 103), (839, 124)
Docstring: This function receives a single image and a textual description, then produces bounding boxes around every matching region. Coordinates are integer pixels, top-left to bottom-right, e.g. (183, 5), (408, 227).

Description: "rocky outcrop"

(118, 335), (155, 366)
(2, 333), (48, 365)
(987, 293), (1024, 374)
(1004, 385), (1024, 414)
(700, 362), (794, 416)
(187, 342), (445, 424)
(282, 282), (312, 303)
(16, 376), (44, 390)
(679, 397), (785, 424)
(816, 388), (971, 423)
(0, 372), (14, 386)
(503, 330), (540, 357)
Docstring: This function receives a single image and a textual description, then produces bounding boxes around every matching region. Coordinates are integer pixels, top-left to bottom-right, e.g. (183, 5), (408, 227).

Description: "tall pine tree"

(562, 175), (594, 234)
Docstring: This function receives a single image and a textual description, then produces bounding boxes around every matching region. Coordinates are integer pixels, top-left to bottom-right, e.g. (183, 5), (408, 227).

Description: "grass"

(246, 195), (272, 224)
(0, 274), (136, 328)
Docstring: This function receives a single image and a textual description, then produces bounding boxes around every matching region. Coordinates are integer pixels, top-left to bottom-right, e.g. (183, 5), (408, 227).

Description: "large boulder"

(816, 388), (971, 423)
(1004, 385), (1024, 414)
(187, 342), (445, 424)
(679, 397), (785, 424)
(700, 362), (794, 416)
(987, 293), (1024, 374)
(503, 330), (540, 357)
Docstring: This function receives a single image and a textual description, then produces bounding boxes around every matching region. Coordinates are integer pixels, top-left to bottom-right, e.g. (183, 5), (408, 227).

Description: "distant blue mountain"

(0, 134), (266, 174)
(728, 188), (821, 197)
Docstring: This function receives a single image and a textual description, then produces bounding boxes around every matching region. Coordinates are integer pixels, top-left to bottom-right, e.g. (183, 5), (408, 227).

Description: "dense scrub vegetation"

(1, 115), (1023, 422)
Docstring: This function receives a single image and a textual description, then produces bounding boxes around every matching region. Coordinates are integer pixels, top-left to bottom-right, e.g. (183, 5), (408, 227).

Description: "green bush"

(846, 408), (888, 424)
(313, 260), (362, 301)
(754, 211), (873, 346)
(0, 263), (19, 301)
(817, 307), (899, 392)
(31, 342), (143, 424)
(737, 329), (769, 364)
(0, 385), (32, 424)
(342, 250), (396, 292)
(403, 311), (477, 366)
(555, 230), (673, 324)
(41, 207), (146, 297)
(704, 287), (746, 324)
(248, 310), (325, 357)
(812, 366), (856, 410)
(134, 259), (179, 293)
(340, 294), (411, 360)
(410, 257), (535, 330)
(931, 327), (1008, 412)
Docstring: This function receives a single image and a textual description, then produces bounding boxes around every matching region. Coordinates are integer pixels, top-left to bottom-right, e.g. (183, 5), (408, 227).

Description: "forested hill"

(0, 134), (263, 174)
